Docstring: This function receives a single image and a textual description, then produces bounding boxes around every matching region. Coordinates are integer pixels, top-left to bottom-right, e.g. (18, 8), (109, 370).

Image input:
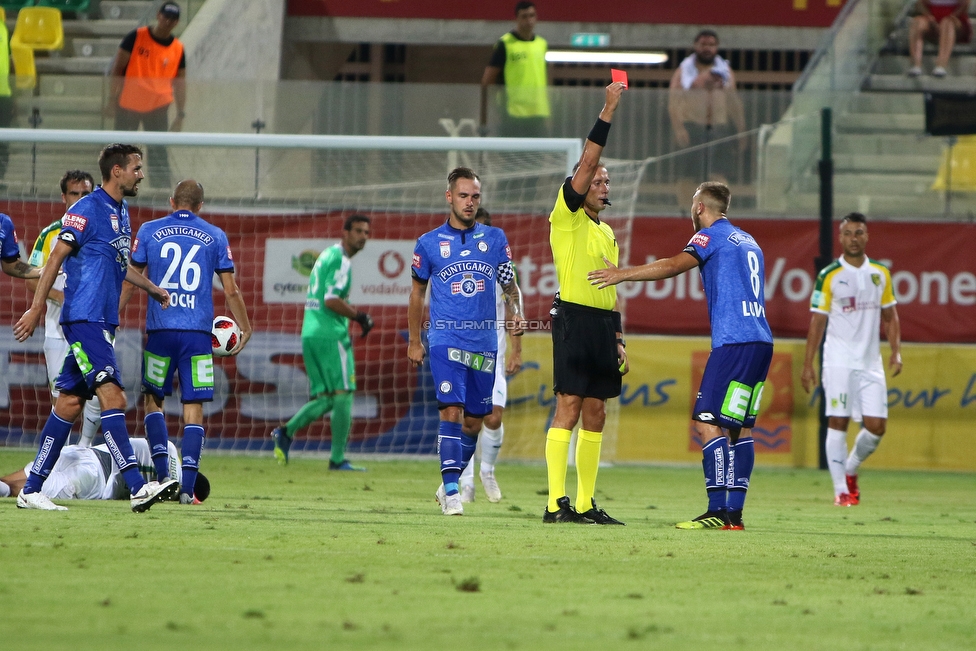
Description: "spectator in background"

(0, 11), (13, 181)
(907, 0), (971, 77)
(480, 1), (550, 138)
(668, 30), (746, 203)
(107, 2), (186, 188)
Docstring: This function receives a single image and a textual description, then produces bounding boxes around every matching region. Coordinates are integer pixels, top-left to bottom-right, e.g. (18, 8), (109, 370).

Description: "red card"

(611, 68), (628, 88)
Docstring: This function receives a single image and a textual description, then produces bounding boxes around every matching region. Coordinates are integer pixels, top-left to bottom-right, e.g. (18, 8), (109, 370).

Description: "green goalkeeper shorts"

(302, 335), (356, 396)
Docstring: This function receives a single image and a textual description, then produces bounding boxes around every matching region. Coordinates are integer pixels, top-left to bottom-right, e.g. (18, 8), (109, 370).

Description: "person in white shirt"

(801, 213), (902, 507)
(0, 438), (208, 505)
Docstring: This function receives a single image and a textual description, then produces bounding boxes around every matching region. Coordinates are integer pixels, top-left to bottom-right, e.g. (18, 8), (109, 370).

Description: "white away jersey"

(811, 257), (896, 370)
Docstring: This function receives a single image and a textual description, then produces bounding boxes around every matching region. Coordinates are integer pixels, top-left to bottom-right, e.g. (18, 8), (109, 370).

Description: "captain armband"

(498, 261), (516, 285)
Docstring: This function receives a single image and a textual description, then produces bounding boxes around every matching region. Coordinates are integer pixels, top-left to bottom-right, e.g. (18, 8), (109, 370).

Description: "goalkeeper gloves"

(353, 311), (374, 338)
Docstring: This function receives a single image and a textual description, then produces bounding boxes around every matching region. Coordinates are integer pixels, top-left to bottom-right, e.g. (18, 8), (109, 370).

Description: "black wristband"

(587, 118), (611, 147)
(611, 310), (622, 334)
(616, 338), (626, 348)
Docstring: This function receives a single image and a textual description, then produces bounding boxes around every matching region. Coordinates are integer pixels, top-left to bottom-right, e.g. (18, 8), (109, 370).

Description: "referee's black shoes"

(579, 498), (626, 525)
(543, 496), (593, 524)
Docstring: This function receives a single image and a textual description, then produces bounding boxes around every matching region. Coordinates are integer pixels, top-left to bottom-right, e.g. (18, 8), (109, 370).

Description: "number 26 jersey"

(131, 210), (235, 332)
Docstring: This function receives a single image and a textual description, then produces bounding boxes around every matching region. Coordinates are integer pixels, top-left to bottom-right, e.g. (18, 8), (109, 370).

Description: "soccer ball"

(212, 316), (241, 357)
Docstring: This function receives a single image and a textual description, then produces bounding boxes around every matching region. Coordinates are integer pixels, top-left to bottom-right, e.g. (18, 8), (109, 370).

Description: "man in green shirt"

(271, 215), (374, 470)
(480, 1), (550, 138)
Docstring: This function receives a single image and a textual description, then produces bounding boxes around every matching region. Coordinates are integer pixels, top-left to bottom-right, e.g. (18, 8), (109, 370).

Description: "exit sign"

(570, 33), (610, 48)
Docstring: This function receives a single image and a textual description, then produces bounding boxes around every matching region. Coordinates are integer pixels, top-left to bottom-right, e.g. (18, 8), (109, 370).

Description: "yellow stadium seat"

(9, 7), (64, 89)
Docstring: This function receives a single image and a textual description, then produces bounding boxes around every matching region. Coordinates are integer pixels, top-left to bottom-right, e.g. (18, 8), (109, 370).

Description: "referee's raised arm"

(570, 82), (625, 197)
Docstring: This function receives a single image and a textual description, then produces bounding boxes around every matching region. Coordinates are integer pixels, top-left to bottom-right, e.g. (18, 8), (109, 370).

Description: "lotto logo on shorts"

(690, 233), (710, 248)
(63, 213), (88, 232)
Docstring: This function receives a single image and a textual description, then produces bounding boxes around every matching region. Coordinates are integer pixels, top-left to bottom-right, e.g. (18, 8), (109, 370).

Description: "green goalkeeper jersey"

(302, 244), (352, 340)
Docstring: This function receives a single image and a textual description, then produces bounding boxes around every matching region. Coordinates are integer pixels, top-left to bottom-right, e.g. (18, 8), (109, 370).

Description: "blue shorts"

(428, 345), (496, 418)
(56, 322), (124, 400)
(142, 330), (215, 403)
(693, 342), (773, 430)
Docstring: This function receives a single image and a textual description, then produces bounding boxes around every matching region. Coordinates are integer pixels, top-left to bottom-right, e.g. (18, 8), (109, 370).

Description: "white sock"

(825, 428), (849, 496)
(0, 480), (10, 498)
(479, 423), (504, 475)
(459, 443), (476, 488)
(78, 398), (102, 447)
(846, 428), (881, 475)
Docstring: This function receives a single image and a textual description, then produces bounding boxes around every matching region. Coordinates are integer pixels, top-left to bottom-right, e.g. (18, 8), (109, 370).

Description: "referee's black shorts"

(551, 297), (621, 400)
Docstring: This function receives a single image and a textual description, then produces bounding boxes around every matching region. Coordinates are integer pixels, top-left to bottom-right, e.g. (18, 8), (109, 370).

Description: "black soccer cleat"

(579, 498), (625, 525)
(543, 496), (592, 524)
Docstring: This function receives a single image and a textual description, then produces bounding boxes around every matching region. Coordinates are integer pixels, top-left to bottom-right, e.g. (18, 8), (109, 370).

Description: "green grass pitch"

(1, 450), (974, 651)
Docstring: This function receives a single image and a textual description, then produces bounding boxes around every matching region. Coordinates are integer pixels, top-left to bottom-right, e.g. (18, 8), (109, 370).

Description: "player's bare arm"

(500, 276), (526, 337)
(13, 241), (72, 341)
(882, 305), (903, 376)
(124, 265), (170, 308)
(801, 312), (829, 393)
(614, 304), (629, 376)
(2, 258), (41, 280)
(25, 277), (63, 305)
(588, 252), (698, 289)
(218, 270), (253, 354)
(324, 297), (373, 338)
(407, 278), (427, 367)
(570, 82), (625, 196)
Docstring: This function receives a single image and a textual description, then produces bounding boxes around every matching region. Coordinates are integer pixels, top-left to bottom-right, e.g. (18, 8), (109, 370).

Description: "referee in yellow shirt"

(544, 81), (627, 525)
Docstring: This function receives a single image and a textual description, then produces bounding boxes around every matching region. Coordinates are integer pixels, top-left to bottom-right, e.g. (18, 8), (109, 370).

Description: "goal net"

(0, 130), (644, 462)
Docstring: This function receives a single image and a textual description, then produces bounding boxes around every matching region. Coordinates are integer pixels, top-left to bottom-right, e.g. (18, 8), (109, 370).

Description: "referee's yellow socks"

(545, 427), (572, 511)
(575, 429), (603, 511)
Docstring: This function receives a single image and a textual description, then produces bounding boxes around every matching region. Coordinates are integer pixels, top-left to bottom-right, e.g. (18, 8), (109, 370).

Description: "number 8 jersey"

(131, 209), (235, 332)
(682, 218), (773, 348)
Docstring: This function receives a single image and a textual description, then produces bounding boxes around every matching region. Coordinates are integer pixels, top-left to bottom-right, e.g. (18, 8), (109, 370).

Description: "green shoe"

(271, 427), (291, 465)
(675, 511), (730, 530)
(329, 460), (366, 472)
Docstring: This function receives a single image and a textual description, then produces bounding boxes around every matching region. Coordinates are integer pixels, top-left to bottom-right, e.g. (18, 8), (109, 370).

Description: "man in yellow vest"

(0, 11), (13, 180)
(107, 2), (186, 188)
(480, 1), (550, 138)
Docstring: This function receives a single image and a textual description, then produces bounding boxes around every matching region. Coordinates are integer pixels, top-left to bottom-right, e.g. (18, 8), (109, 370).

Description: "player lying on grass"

(0, 438), (209, 506)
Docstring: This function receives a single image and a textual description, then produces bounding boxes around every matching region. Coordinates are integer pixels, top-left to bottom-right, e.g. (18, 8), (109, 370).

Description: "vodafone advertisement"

(1, 203), (973, 452)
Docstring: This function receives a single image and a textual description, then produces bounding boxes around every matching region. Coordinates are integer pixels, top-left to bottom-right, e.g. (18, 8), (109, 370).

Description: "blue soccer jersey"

(58, 187), (132, 326)
(0, 213), (21, 262)
(131, 210), (234, 332)
(412, 221), (513, 351)
(683, 218), (773, 348)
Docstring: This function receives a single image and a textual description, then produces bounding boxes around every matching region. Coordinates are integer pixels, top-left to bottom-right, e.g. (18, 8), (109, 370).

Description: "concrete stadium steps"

(35, 56), (113, 75)
(833, 133), (942, 157)
(99, 1), (155, 21)
(834, 112), (925, 133)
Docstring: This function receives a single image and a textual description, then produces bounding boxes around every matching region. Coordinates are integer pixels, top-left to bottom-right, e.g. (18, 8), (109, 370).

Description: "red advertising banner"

(1, 203), (972, 446)
(287, 0), (846, 28)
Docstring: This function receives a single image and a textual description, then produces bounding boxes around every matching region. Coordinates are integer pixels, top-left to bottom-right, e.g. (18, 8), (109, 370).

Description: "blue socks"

(144, 411), (171, 481)
(180, 424), (205, 500)
(727, 437), (755, 512)
(23, 411), (73, 494)
(702, 437), (729, 512)
(101, 409), (145, 495)
(438, 421), (463, 495)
